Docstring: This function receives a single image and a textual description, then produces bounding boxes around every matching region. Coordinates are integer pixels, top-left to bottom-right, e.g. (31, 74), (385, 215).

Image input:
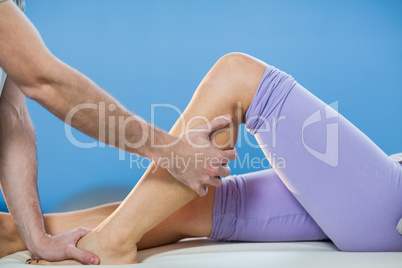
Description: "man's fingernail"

(91, 257), (99, 264)
(225, 114), (232, 121)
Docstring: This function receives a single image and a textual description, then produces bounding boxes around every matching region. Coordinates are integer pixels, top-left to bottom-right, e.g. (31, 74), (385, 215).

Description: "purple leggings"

(209, 65), (402, 252)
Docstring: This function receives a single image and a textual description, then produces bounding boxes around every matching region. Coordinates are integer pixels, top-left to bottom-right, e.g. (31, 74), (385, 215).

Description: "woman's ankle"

(78, 224), (137, 254)
(76, 228), (138, 265)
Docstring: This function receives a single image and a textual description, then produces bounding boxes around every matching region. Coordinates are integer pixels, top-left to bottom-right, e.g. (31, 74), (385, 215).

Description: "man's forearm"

(0, 79), (101, 264)
(0, 1), (236, 199)
(0, 80), (46, 255)
(29, 62), (175, 160)
(0, 1), (174, 161)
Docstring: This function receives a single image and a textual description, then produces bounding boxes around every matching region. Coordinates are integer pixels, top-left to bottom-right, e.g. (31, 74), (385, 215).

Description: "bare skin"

(0, 187), (216, 260)
(0, 52), (267, 265)
(0, 0), (235, 263)
(0, 77), (100, 264)
(0, 1), (235, 195)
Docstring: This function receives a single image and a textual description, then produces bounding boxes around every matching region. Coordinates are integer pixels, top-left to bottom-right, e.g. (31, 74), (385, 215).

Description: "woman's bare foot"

(0, 212), (26, 258)
(27, 228), (138, 265)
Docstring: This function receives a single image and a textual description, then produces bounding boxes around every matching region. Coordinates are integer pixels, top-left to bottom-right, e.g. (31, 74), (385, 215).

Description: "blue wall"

(1, 0), (401, 212)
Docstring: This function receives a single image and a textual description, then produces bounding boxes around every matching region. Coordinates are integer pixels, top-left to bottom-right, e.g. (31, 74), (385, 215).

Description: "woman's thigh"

(245, 65), (402, 251)
(210, 169), (328, 242)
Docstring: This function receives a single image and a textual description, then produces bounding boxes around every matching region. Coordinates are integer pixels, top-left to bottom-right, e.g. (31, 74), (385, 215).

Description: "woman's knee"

(199, 52), (267, 116)
(212, 52), (266, 88)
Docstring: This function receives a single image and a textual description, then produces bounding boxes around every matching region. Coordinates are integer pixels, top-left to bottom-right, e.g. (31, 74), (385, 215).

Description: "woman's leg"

(209, 169), (328, 242)
(46, 169), (328, 246)
(16, 53), (400, 264)
(244, 65), (402, 251)
(0, 203), (120, 258)
(1, 188), (215, 256)
(29, 52), (268, 265)
(2, 168), (328, 259)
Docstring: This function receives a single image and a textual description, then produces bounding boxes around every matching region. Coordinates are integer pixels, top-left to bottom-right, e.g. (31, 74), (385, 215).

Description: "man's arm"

(0, 1), (163, 158)
(0, 0), (236, 261)
(0, 1), (236, 195)
(0, 78), (99, 264)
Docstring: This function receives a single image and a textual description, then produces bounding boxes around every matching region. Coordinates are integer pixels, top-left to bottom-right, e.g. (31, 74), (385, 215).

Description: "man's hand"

(29, 228), (99, 265)
(163, 114), (238, 196)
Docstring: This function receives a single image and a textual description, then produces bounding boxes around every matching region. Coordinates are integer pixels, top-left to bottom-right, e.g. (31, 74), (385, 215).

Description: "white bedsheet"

(1, 238), (401, 267)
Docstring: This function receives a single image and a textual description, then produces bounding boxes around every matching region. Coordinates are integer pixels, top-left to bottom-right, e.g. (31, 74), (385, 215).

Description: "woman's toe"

(26, 259), (47, 265)
(25, 258), (82, 266)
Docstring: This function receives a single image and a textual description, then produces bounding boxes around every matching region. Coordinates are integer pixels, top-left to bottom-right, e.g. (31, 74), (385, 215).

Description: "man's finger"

(217, 165), (231, 177)
(193, 183), (208, 197)
(222, 148), (237, 163)
(207, 114), (232, 133)
(73, 227), (92, 241)
(206, 176), (223, 187)
(68, 246), (99, 265)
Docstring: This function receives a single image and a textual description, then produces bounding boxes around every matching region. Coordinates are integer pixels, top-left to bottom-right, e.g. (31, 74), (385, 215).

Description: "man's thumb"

(208, 114), (232, 133)
(70, 247), (99, 265)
